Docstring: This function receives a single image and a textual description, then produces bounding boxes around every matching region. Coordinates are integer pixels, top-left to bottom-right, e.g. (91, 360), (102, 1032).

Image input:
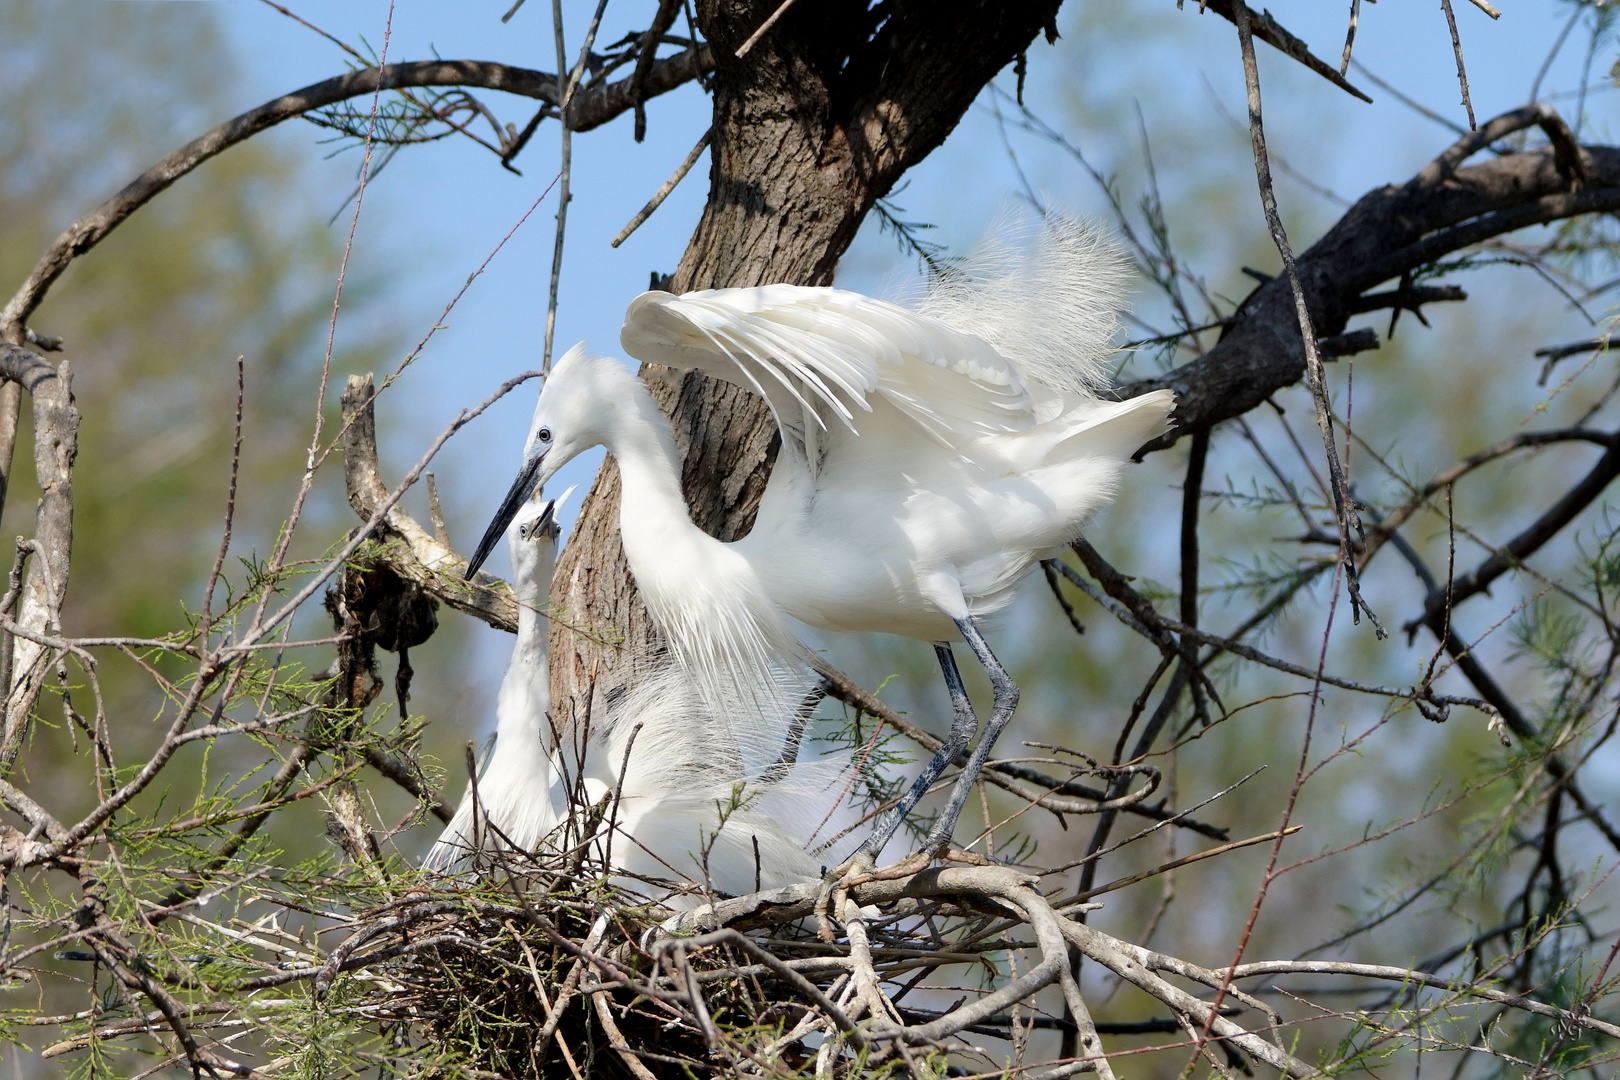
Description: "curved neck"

(513, 579), (547, 654)
(496, 571), (551, 745)
(508, 605), (548, 683)
(601, 384), (716, 564)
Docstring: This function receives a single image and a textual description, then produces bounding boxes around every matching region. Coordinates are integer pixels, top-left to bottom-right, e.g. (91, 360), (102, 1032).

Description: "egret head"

(466, 345), (623, 579)
(505, 483), (571, 592)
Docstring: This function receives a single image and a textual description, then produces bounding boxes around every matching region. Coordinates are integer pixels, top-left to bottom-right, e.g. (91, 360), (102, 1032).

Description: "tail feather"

(1051, 389), (1177, 459)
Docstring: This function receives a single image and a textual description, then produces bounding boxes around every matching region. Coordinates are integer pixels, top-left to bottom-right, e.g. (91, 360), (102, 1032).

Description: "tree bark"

(549, 0), (1063, 724)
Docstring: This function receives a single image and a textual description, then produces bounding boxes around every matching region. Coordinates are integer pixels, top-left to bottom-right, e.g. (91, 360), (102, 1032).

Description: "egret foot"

(815, 850), (875, 941)
(814, 842), (977, 941)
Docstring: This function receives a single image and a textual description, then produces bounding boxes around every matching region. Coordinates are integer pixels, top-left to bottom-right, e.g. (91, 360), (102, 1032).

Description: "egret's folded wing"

(621, 286), (1037, 453)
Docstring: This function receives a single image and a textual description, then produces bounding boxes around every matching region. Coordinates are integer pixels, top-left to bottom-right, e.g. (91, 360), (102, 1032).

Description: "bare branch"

(0, 346), (79, 775)
(341, 373), (519, 632)
(611, 126), (713, 248)
(1127, 116), (1610, 445)
(1438, 0), (1477, 129)
(1189, 0), (1371, 102)
(0, 49), (714, 341)
(1405, 440), (1620, 634)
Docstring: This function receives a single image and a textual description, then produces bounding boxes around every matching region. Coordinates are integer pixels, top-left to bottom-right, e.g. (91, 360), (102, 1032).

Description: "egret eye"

(517, 523), (529, 539)
(537, 427), (553, 444)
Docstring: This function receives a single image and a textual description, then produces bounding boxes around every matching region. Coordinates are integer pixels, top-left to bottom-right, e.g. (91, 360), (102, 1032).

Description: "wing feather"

(621, 286), (1037, 456)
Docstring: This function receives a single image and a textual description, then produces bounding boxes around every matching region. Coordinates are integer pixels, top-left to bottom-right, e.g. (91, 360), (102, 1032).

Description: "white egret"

(428, 491), (820, 903)
(467, 217), (1175, 877)
(425, 492), (566, 870)
(567, 665), (823, 904)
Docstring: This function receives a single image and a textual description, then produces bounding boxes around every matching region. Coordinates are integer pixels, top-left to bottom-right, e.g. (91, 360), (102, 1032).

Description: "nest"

(327, 852), (983, 1079)
(255, 798), (1130, 1079)
(393, 896), (829, 1078)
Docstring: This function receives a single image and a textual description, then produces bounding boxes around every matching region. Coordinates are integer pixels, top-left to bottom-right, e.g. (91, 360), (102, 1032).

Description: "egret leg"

(815, 645), (980, 938)
(759, 685), (826, 785)
(919, 616), (1019, 855)
(855, 643), (981, 862)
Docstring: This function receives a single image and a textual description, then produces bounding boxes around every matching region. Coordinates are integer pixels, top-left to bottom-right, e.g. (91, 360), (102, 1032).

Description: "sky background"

(165, 0), (1611, 703)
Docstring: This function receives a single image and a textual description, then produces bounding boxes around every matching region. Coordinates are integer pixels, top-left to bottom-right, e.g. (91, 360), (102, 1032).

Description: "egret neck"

(595, 371), (795, 727)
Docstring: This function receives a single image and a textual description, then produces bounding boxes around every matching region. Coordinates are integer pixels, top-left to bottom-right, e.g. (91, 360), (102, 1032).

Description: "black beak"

(464, 452), (545, 580)
(536, 497), (559, 538)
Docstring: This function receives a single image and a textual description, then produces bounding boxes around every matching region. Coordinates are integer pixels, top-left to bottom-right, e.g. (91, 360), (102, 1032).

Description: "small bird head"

(505, 483), (573, 594)
(466, 345), (623, 579)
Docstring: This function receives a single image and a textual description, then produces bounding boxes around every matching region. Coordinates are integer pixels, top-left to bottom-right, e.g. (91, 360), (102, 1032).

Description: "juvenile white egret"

(425, 493), (566, 870)
(467, 218), (1175, 876)
(568, 664), (823, 904)
(428, 492), (821, 903)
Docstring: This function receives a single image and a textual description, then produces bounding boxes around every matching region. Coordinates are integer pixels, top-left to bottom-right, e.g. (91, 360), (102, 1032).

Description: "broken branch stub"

(0, 344), (79, 774)
(340, 373), (517, 634)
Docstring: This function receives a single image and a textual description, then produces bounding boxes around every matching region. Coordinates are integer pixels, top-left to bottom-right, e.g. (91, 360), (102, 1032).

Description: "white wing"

(621, 285), (1038, 461)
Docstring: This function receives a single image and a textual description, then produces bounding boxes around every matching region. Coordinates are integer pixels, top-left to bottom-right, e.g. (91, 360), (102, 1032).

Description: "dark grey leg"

(759, 684), (826, 785)
(857, 642), (981, 861)
(918, 616), (1018, 854)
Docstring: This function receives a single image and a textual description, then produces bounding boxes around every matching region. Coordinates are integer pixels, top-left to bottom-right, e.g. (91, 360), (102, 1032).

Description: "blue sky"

(188, 0), (1613, 709)
(200, 0), (1605, 534)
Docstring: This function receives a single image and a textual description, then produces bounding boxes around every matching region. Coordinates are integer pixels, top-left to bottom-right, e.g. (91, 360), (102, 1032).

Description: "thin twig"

(1439, 0), (1477, 130)
(734, 0), (802, 58)
(542, 0), (611, 370)
(1231, 2), (1381, 638)
(611, 127), (712, 247)
(1339, 0), (1360, 76)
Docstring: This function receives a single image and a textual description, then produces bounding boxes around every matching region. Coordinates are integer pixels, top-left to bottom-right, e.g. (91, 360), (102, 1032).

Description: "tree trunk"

(549, 0), (1063, 724)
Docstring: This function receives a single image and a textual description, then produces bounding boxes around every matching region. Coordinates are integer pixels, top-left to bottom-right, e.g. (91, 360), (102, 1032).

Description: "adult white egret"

(428, 491), (820, 903)
(467, 217), (1175, 877)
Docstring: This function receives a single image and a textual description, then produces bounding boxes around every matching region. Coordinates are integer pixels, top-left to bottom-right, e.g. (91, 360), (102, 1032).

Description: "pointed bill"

(465, 451), (546, 579)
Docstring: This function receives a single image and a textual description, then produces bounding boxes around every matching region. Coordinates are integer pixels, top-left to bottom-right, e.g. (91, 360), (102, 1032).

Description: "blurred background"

(2, 1), (1616, 1073)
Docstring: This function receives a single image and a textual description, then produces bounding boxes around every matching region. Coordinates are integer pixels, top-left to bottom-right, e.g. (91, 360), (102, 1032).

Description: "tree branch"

(1406, 441), (1620, 634)
(0, 346), (78, 776)
(0, 49), (714, 340)
(340, 374), (518, 632)
(1125, 108), (1615, 448)
(809, 654), (1228, 839)
(1191, 0), (1371, 102)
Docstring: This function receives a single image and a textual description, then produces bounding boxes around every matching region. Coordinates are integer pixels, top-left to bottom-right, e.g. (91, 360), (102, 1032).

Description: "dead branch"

(341, 373), (518, 632)
(0, 49), (715, 344)
(1189, 0), (1371, 102)
(1128, 108), (1612, 448)
(0, 345), (78, 775)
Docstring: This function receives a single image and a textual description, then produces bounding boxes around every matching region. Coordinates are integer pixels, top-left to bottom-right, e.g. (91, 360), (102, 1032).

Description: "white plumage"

(426, 494), (566, 871)
(563, 664), (824, 903)
(428, 493), (821, 904)
(467, 214), (1175, 872)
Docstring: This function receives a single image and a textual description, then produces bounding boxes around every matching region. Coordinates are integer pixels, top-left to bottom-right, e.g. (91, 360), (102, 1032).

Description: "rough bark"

(548, 0), (1064, 724)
